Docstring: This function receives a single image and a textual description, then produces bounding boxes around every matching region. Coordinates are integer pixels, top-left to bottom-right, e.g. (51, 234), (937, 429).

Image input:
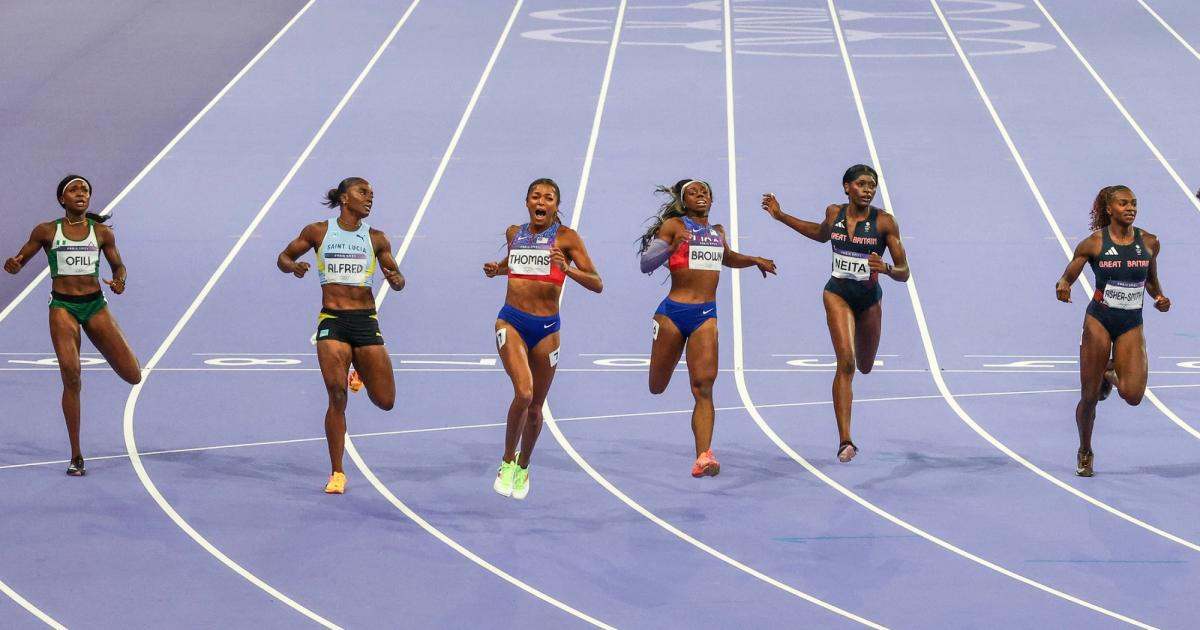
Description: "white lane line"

(0, 0), (319, 328)
(0, 1), (320, 626)
(1031, 0), (1200, 214)
(344, 2), (611, 626)
(1136, 0), (1200, 63)
(524, 0), (883, 625)
(725, 0), (1156, 625)
(546, 1), (887, 627)
(8, 380), (1200, 473)
(0, 580), (64, 629)
(120, 2), (438, 626)
(927, 1), (1200, 439)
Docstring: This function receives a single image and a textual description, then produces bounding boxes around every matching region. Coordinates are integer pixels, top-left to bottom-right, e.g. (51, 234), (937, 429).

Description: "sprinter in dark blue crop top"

(1056, 185), (1170, 477)
(761, 164), (910, 464)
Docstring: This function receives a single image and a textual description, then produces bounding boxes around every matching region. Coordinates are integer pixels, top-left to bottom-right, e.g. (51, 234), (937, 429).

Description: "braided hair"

(1089, 185), (1131, 231)
(637, 179), (711, 253)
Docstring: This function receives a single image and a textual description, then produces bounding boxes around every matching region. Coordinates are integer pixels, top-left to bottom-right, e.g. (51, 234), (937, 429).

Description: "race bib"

(1102, 280), (1144, 310)
(55, 246), (98, 276)
(688, 245), (723, 271)
(831, 248), (870, 281)
(322, 252), (369, 285)
(509, 249), (551, 275)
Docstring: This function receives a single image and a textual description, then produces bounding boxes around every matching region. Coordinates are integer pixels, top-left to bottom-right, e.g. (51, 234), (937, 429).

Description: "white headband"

(62, 177), (89, 193)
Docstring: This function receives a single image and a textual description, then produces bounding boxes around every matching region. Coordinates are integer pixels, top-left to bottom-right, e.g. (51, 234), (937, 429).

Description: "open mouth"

(534, 208), (548, 219)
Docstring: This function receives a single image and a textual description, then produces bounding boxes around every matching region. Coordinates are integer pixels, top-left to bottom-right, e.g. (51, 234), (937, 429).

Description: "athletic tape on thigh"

(496, 327), (507, 349)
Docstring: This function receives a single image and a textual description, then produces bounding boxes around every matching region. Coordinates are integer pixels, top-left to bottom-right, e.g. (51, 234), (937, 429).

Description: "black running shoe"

(66, 456), (86, 476)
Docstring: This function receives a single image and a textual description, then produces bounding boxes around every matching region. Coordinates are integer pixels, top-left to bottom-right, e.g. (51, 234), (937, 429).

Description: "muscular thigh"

(49, 308), (82, 368)
(527, 331), (560, 401)
(496, 320), (532, 390)
(82, 309), (138, 372)
(1079, 315), (1112, 390)
(352, 344), (395, 393)
(317, 340), (354, 389)
(684, 319), (718, 383)
(1112, 325), (1148, 392)
(823, 291), (856, 363)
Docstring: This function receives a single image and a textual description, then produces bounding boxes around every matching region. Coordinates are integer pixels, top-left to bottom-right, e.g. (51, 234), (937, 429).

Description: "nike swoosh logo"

(702, 309), (714, 315)
(543, 323), (555, 329)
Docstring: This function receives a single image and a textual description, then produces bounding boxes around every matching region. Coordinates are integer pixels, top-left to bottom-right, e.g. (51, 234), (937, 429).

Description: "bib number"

(55, 249), (98, 276)
(1102, 280), (1144, 310)
(831, 248), (870, 281)
(688, 245), (723, 271)
(509, 249), (551, 275)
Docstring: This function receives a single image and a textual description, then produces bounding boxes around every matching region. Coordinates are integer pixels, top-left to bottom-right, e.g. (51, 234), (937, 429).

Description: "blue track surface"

(1, 1), (1197, 628)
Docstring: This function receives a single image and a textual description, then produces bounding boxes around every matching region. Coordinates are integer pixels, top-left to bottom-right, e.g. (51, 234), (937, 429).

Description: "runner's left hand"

(103, 276), (126, 294)
(550, 247), (569, 272)
(755, 257), (777, 278)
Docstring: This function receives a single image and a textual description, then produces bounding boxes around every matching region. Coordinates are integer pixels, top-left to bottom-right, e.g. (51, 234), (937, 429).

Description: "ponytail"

(637, 179), (710, 253)
(1089, 185), (1130, 231)
(322, 177), (368, 209)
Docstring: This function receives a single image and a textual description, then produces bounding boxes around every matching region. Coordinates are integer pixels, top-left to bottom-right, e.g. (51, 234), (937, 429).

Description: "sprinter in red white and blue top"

(1056, 185), (1169, 477)
(638, 179), (776, 478)
(762, 164), (910, 464)
(483, 178), (602, 500)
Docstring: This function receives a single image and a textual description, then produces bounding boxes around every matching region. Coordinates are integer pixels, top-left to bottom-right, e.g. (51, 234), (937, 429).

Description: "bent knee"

(121, 368), (143, 385)
(1119, 389), (1144, 406)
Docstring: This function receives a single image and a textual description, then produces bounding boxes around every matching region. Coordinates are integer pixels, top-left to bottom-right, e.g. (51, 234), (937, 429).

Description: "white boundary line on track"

(0, 0), (320, 328)
(541, 2), (887, 627)
(119, 2), (440, 626)
(1021, 0), (1200, 439)
(347, 2), (612, 627)
(927, 0), (1200, 444)
(722, 0), (1157, 626)
(1030, 0), (1200, 215)
(8, 381), (1200, 472)
(1135, 0), (1200, 62)
(1032, 0), (1200, 216)
(0, 581), (64, 630)
(0, 2), (322, 627)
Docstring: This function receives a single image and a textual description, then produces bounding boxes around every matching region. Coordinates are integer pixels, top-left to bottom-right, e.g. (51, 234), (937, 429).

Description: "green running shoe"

(493, 458), (516, 497)
(512, 465), (530, 501)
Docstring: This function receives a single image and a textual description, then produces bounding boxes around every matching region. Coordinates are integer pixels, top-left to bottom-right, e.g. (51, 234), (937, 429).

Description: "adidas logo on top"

(835, 220), (845, 228)
(1104, 246), (1119, 256)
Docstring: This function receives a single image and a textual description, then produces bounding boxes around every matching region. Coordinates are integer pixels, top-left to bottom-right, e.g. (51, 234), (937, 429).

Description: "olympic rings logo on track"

(520, 1), (1056, 57)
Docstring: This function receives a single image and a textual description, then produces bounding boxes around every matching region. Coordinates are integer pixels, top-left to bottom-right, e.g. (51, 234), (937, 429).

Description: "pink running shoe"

(691, 449), (721, 477)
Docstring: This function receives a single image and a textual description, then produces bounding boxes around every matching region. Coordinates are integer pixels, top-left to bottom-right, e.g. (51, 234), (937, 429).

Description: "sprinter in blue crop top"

(1056, 185), (1169, 477)
(638, 179), (776, 479)
(762, 164), (910, 464)
(277, 177), (406, 494)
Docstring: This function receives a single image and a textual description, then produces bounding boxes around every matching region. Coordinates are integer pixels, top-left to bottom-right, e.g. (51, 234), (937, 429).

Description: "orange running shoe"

(324, 471), (347, 494)
(348, 370), (363, 393)
(691, 449), (720, 477)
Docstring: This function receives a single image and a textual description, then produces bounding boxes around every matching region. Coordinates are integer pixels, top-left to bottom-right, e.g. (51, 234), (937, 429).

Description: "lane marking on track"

(0, 0), (320, 327)
(722, 0), (1160, 626)
(0, 1), (322, 627)
(345, 2), (613, 626)
(928, 0), (1200, 444)
(544, 1), (887, 627)
(120, 2), (439, 627)
(8, 380), (1200, 472)
(1135, 0), (1200, 63)
(1030, 0), (1200, 215)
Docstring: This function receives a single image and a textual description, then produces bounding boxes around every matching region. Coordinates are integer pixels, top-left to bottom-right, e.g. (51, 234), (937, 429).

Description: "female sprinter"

(4, 175), (142, 476)
(1055, 185), (1169, 477)
(277, 177), (405, 494)
(483, 178), (602, 500)
(761, 164), (909, 463)
(638, 179), (776, 477)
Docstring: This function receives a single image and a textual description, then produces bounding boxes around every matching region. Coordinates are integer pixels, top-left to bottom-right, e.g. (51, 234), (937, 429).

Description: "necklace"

(65, 216), (86, 225)
(336, 217), (361, 231)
